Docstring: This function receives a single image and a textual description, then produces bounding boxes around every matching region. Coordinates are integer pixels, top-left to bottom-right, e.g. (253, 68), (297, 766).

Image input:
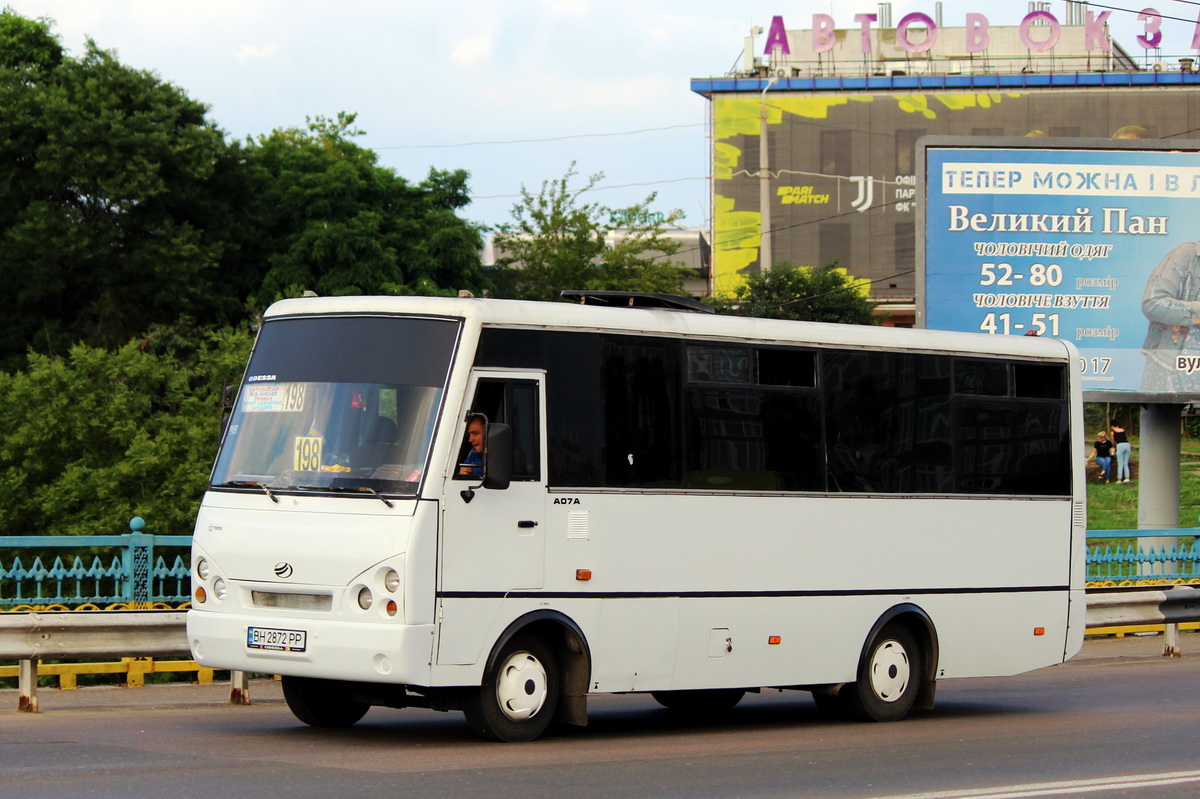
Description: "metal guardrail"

(1086, 585), (1200, 628)
(0, 610), (189, 661)
(0, 611), (249, 712)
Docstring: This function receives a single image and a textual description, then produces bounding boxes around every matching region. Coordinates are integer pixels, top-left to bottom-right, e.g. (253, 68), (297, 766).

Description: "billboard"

(919, 136), (1200, 399)
(698, 80), (1200, 305)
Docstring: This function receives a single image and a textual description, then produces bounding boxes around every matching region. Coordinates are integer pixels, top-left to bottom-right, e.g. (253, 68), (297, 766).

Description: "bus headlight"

(196, 558), (210, 580)
(357, 586), (373, 610)
(212, 578), (227, 601)
(384, 569), (400, 593)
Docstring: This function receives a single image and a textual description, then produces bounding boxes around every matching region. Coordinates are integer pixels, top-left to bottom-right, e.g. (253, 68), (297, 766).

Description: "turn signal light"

(195, 586), (207, 603)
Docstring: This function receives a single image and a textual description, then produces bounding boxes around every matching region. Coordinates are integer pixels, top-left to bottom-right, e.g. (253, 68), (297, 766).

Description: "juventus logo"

(850, 176), (874, 212)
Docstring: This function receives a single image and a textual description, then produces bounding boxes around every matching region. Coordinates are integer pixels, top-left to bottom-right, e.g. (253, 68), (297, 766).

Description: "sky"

(8, 1), (1200, 241)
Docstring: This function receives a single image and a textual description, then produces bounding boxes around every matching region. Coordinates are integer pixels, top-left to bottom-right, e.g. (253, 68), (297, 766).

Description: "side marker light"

(576, 569), (592, 581)
(768, 636), (782, 645)
(1034, 627), (1045, 636)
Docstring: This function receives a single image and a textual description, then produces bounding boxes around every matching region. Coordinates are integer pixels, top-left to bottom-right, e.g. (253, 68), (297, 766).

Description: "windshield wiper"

(213, 480), (280, 504)
(359, 486), (395, 508)
(296, 484), (395, 508)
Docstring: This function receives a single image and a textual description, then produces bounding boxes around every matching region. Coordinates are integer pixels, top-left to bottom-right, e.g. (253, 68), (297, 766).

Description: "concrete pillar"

(1138, 403), (1183, 656)
(1138, 404), (1182, 531)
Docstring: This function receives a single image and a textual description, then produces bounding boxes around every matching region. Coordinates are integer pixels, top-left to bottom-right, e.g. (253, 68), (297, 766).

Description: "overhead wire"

(426, 2), (1199, 273)
(374, 123), (707, 150)
(1066, 0), (1200, 27)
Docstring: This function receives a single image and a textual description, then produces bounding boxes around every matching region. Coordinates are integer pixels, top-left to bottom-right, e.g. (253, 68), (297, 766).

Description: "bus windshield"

(210, 315), (461, 496)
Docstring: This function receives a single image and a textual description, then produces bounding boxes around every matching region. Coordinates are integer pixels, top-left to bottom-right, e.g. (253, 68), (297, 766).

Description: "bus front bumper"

(186, 609), (436, 686)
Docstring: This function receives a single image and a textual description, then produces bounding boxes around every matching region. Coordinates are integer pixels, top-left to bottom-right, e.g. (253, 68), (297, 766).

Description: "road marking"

(865, 770), (1200, 799)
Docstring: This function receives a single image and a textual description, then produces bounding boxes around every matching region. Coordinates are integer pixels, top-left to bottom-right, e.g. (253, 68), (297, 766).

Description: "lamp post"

(759, 76), (778, 273)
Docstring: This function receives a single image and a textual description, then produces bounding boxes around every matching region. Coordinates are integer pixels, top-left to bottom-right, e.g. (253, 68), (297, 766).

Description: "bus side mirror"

(483, 423), (512, 490)
(220, 384), (236, 437)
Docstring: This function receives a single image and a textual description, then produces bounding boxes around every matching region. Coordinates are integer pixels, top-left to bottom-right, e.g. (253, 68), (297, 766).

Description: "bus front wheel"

(845, 623), (922, 722)
(281, 676), (370, 727)
(462, 634), (560, 742)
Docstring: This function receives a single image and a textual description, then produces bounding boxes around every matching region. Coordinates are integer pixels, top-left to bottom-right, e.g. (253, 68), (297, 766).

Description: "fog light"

(357, 586), (373, 610)
(213, 577), (227, 600)
(384, 569), (400, 592)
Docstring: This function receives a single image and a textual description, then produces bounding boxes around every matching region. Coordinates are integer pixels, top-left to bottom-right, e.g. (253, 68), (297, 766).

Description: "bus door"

(441, 371), (547, 592)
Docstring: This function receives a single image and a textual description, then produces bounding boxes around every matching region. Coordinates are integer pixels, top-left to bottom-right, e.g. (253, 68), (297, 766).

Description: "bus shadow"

(263, 692), (1039, 746)
(564, 696), (1036, 740)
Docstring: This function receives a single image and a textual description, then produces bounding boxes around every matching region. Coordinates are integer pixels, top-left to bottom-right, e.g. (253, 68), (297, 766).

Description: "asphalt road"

(2, 634), (1199, 799)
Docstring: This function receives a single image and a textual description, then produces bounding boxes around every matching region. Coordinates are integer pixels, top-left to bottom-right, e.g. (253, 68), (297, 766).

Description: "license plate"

(246, 626), (307, 652)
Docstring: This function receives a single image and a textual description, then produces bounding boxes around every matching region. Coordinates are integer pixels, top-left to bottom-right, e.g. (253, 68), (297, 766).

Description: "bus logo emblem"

(274, 562), (294, 579)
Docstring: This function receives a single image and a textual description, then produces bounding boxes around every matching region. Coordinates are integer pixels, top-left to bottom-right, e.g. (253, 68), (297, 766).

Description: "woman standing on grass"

(1112, 419), (1132, 483)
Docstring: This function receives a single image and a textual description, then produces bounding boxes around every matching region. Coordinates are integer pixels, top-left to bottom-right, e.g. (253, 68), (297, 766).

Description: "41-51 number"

(979, 313), (1060, 336)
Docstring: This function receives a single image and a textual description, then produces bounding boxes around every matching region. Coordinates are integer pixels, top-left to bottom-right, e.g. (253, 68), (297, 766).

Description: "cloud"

(451, 32), (494, 68)
(236, 43), (278, 63)
(539, 0), (591, 18)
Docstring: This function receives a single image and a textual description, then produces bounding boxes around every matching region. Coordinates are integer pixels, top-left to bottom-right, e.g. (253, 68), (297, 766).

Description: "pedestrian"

(1111, 419), (1132, 483)
(1090, 431), (1114, 484)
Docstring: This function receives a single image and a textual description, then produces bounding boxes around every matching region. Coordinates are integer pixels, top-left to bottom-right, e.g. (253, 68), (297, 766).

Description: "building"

(691, 3), (1200, 325)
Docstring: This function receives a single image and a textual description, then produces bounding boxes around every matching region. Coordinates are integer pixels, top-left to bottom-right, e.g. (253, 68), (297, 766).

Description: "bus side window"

(464, 379), (541, 481)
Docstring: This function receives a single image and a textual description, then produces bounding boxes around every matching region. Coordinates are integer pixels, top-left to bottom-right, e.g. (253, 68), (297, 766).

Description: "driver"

(458, 415), (485, 477)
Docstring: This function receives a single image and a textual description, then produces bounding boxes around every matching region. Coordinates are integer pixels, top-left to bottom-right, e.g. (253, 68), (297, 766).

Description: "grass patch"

(1086, 438), (1200, 531)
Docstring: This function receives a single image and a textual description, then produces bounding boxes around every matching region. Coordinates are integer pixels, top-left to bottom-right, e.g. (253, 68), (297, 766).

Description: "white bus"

(187, 292), (1085, 741)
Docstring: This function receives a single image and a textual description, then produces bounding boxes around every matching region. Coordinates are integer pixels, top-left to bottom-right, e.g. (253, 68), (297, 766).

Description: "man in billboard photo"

(1141, 240), (1200, 393)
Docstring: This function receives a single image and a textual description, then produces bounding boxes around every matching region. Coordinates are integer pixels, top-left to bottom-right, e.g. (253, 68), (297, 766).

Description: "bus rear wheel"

(845, 622), (922, 722)
(462, 634), (560, 742)
(281, 676), (370, 727)
(651, 688), (745, 715)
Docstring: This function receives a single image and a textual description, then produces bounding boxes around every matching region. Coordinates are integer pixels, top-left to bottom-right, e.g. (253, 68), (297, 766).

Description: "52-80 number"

(979, 262), (1063, 286)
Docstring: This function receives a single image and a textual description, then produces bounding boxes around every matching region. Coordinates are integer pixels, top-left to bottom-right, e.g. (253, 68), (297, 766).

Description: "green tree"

(0, 7), (62, 70)
(0, 12), (240, 368)
(239, 113), (488, 305)
(492, 164), (692, 302)
(713, 263), (878, 325)
(0, 329), (253, 536)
